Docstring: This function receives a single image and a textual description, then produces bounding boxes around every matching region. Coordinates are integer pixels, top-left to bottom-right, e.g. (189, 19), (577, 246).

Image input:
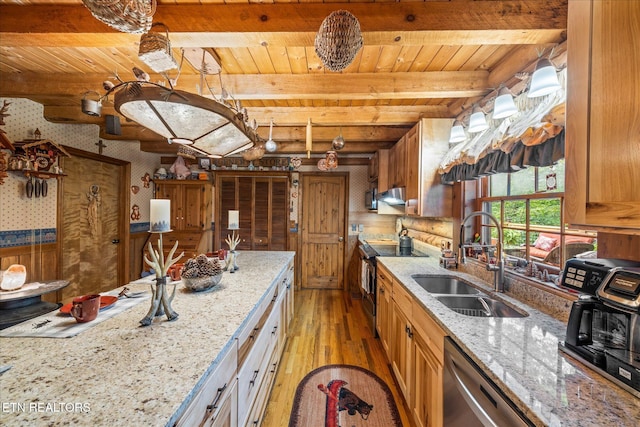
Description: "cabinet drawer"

(244, 349), (281, 427)
(411, 302), (446, 364)
(202, 380), (238, 427)
(392, 281), (412, 318)
(237, 297), (282, 425)
(175, 345), (237, 427)
(237, 285), (279, 366)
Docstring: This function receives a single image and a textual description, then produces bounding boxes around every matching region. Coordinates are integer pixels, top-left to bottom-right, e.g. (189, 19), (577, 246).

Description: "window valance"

(439, 69), (567, 183)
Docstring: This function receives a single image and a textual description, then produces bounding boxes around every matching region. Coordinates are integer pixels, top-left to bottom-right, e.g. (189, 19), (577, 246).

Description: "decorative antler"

(225, 231), (241, 250)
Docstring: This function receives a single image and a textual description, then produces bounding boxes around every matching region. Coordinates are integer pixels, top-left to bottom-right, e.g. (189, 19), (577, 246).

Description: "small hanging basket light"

(315, 10), (363, 72)
(82, 0), (156, 34)
(138, 23), (178, 72)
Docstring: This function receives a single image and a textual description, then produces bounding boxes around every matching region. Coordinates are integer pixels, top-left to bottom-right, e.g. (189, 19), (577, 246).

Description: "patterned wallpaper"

(0, 97), (161, 245)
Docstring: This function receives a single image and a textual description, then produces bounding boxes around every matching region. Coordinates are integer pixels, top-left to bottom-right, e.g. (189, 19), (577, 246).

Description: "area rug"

(289, 364), (403, 427)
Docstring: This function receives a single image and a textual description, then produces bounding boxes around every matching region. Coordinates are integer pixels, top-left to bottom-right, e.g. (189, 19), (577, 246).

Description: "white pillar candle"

(150, 199), (171, 232)
(228, 210), (239, 229)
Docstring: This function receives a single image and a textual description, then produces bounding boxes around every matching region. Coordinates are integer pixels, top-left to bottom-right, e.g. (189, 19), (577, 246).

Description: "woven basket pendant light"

(315, 10), (363, 72)
(82, 0), (156, 34)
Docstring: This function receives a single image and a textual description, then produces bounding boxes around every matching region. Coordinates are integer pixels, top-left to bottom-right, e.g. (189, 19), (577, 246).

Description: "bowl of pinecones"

(181, 254), (223, 292)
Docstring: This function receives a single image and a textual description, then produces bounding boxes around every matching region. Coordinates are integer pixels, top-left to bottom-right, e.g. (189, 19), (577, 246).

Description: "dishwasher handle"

(444, 338), (532, 427)
(446, 355), (498, 426)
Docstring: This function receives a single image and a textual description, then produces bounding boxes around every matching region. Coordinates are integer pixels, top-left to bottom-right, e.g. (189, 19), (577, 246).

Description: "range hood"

(377, 187), (406, 205)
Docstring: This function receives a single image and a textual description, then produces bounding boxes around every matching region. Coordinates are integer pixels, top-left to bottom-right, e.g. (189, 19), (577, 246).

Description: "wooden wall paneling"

(0, 243), (59, 302)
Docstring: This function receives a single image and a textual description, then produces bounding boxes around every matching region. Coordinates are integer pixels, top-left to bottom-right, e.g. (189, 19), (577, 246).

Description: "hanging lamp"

(528, 58), (561, 98)
(468, 106), (489, 133)
(449, 120), (467, 143)
(492, 87), (518, 119)
(265, 119), (277, 153)
(306, 119), (312, 158)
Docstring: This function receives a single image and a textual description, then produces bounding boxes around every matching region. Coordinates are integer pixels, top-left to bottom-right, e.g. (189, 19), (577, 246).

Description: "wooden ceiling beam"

(138, 140), (392, 155)
(1, 71), (488, 101)
(0, 2), (567, 47)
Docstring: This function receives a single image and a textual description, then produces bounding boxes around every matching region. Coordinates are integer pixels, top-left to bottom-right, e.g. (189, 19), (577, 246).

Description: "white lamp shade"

(449, 123), (466, 143)
(528, 58), (561, 98)
(468, 109), (489, 133)
(228, 210), (239, 229)
(150, 199), (171, 232)
(492, 88), (518, 119)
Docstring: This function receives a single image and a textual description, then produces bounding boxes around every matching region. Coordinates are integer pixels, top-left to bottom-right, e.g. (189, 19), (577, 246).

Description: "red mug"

(70, 294), (101, 323)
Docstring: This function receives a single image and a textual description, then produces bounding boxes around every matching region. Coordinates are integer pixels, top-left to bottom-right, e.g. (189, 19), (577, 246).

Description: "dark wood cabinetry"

(147, 180), (213, 262)
(215, 172), (289, 251)
(155, 180), (212, 231)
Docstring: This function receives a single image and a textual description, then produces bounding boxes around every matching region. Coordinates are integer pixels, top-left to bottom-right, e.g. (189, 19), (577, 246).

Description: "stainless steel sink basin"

(435, 295), (528, 318)
(411, 275), (481, 295)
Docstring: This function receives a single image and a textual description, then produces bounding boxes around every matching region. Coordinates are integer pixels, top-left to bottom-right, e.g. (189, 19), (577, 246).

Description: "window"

(476, 159), (596, 282)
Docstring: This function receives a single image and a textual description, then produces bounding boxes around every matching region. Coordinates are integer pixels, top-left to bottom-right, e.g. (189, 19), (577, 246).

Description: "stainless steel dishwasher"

(443, 337), (533, 426)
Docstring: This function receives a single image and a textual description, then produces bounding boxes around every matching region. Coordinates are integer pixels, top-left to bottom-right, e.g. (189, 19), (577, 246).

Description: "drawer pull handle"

(272, 325), (278, 335)
(206, 383), (227, 412)
(270, 362), (278, 373)
(249, 327), (259, 340)
(249, 369), (259, 386)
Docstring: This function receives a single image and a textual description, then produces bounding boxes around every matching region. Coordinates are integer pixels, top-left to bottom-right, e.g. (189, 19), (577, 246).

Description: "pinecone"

(181, 267), (200, 279)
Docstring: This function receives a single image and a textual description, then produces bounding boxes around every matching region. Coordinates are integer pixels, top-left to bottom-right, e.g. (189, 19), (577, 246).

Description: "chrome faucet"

(458, 211), (505, 292)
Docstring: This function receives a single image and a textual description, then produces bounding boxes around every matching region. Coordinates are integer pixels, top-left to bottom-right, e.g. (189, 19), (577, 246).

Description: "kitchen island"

(377, 255), (640, 427)
(0, 251), (295, 427)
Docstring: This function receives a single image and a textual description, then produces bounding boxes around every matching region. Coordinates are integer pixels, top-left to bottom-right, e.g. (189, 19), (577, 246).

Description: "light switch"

(359, 224), (364, 232)
(351, 224), (357, 232)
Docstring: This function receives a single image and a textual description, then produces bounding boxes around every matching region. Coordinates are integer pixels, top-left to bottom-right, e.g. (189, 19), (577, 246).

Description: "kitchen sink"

(411, 275), (481, 295)
(435, 295), (528, 318)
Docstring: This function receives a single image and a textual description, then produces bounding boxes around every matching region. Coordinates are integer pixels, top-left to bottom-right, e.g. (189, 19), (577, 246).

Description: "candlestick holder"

(140, 231), (184, 326)
(224, 230), (241, 272)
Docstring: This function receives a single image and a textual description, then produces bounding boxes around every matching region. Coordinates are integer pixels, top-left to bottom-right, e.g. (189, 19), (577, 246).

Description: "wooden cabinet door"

(405, 123), (420, 200)
(389, 135), (407, 188)
(566, 0), (640, 232)
(391, 299), (411, 401)
(376, 264), (392, 359)
(156, 182), (183, 230)
(412, 330), (443, 427)
(183, 184), (206, 230)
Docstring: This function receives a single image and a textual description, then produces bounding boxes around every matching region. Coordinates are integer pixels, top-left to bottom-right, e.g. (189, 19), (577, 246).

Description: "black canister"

(399, 227), (412, 256)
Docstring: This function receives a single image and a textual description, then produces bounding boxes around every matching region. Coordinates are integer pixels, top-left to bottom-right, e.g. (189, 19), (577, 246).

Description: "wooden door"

(300, 173), (347, 289)
(59, 148), (129, 302)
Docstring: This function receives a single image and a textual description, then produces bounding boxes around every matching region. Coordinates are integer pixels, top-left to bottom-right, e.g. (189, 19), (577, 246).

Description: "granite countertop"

(377, 255), (640, 427)
(0, 251), (295, 427)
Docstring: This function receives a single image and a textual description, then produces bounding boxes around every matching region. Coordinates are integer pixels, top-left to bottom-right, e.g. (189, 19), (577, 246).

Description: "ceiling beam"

(0, 2), (567, 49)
(42, 105), (447, 127)
(1, 71), (488, 103)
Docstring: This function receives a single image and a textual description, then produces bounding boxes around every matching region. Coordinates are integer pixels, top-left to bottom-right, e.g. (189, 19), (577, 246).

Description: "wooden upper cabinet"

(154, 180), (212, 231)
(370, 149), (390, 192)
(389, 134), (407, 189)
(565, 0), (640, 234)
(405, 123), (420, 201)
(215, 172), (289, 251)
(405, 119), (452, 218)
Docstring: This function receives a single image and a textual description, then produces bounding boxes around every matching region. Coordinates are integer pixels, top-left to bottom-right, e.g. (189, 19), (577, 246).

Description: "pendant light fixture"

(448, 120), (467, 143)
(306, 118), (312, 158)
(492, 86), (518, 119)
(265, 118), (277, 152)
(528, 58), (561, 98)
(468, 106), (489, 133)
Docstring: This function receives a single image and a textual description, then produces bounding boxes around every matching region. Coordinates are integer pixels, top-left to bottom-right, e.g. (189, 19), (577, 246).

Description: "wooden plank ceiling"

(0, 0), (568, 156)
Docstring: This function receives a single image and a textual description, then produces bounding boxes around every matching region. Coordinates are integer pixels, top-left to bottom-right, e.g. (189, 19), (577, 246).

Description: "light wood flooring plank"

(262, 289), (414, 426)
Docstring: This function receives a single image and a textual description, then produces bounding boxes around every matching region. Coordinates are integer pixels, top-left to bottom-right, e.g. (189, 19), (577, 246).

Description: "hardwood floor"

(262, 289), (414, 426)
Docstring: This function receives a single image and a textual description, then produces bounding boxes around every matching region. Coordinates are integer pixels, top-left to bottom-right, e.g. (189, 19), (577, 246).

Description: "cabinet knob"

(338, 236), (344, 242)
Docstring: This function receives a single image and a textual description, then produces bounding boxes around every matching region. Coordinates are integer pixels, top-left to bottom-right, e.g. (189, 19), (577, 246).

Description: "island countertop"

(377, 255), (640, 427)
(0, 251), (295, 427)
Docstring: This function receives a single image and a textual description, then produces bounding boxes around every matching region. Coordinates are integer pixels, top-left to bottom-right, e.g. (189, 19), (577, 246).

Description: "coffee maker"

(560, 258), (640, 397)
